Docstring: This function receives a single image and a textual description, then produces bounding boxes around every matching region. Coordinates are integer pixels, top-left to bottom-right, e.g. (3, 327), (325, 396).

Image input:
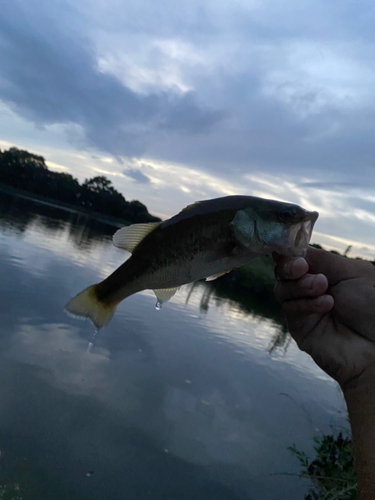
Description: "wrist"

(342, 364), (375, 500)
(342, 363), (375, 397)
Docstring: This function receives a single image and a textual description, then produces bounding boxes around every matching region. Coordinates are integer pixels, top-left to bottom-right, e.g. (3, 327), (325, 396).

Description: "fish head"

(272, 203), (319, 257)
(231, 199), (319, 257)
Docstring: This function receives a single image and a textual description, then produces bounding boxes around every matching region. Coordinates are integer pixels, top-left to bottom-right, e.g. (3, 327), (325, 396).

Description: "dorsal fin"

(112, 222), (159, 253)
(179, 200), (203, 214)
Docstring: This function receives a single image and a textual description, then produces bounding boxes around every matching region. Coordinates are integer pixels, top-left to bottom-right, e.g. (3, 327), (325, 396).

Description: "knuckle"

(361, 260), (375, 274)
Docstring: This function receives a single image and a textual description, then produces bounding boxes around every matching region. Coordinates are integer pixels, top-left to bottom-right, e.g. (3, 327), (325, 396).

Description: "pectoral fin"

(113, 222), (159, 253)
(205, 271), (230, 281)
(153, 287), (180, 303)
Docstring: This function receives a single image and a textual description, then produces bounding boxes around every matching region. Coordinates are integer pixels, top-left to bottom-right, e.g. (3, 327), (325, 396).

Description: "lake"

(0, 192), (348, 500)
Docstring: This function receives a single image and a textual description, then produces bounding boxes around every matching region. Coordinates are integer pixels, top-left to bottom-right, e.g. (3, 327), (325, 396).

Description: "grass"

(289, 433), (357, 500)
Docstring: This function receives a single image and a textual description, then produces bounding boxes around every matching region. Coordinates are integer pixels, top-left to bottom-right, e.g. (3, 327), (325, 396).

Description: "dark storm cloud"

(123, 169), (151, 184)
(81, 0), (375, 46)
(147, 80), (375, 180)
(1, 0), (375, 187)
(0, 1), (222, 157)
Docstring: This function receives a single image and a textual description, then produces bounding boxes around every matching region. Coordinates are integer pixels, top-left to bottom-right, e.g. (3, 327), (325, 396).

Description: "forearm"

(343, 366), (375, 500)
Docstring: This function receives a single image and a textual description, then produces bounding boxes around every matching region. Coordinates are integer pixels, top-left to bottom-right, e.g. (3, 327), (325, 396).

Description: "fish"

(64, 195), (318, 329)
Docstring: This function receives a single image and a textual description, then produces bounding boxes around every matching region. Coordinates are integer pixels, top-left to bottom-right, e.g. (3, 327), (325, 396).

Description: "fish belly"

(138, 248), (261, 291)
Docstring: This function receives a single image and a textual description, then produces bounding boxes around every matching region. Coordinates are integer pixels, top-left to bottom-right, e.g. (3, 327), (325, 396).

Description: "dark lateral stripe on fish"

(161, 195), (298, 228)
(161, 196), (264, 227)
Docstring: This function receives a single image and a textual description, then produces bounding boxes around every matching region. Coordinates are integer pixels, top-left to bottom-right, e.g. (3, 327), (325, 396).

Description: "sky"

(0, 0), (375, 258)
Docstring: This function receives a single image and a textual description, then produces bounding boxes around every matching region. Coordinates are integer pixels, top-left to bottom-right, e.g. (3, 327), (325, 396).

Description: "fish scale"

(65, 195), (318, 329)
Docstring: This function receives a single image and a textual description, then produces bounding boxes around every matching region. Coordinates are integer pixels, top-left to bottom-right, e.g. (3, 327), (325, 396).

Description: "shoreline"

(0, 183), (135, 227)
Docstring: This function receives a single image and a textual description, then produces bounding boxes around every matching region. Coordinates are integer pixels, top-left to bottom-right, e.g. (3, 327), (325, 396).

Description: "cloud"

(123, 168), (151, 184)
(0, 1), (222, 158)
(1, 0), (375, 257)
(298, 181), (372, 191)
(2, 0), (375, 182)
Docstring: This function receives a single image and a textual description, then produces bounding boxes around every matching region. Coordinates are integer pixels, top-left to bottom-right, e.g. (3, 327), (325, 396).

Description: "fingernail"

(315, 295), (333, 308)
(284, 257), (306, 278)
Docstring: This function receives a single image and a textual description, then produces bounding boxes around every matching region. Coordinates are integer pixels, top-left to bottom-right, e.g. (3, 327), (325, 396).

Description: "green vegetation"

(0, 147), (160, 223)
(290, 433), (357, 500)
(225, 243), (375, 302)
(0, 484), (21, 500)
(210, 255), (286, 327)
(208, 244), (374, 350)
(224, 254), (276, 292)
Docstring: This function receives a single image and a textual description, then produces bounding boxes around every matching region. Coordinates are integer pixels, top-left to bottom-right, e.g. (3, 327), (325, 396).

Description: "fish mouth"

(288, 211), (319, 257)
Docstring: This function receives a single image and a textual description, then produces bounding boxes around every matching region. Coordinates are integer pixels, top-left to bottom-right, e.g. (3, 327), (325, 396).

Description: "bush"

(290, 433), (357, 500)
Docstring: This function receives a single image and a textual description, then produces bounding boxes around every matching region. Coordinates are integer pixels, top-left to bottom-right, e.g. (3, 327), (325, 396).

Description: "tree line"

(0, 147), (160, 223)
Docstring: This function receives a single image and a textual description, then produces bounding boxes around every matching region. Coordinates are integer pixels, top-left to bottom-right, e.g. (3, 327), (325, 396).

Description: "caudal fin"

(64, 284), (117, 330)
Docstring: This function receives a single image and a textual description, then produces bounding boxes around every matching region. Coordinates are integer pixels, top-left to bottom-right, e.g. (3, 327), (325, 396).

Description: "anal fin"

(153, 287), (180, 303)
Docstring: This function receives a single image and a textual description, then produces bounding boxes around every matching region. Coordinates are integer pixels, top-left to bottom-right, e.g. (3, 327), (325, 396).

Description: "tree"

(0, 148), (160, 223)
(79, 176), (127, 216)
(81, 176), (117, 195)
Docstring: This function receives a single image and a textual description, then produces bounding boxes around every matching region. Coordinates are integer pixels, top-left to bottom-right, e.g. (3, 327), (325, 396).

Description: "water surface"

(0, 193), (348, 500)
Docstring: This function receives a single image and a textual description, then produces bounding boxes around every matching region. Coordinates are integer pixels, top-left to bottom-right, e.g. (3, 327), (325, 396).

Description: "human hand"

(273, 247), (375, 391)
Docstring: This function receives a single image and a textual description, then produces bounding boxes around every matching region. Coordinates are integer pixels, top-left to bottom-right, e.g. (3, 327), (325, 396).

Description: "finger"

(274, 273), (329, 303)
(331, 278), (375, 340)
(274, 256), (309, 281)
(305, 247), (375, 285)
(283, 295), (334, 349)
(283, 294), (334, 317)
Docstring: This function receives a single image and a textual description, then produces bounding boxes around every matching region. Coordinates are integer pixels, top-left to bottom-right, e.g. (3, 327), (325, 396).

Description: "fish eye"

(278, 208), (296, 222)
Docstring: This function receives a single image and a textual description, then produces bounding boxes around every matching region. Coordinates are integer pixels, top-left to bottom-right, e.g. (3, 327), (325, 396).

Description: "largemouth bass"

(65, 195), (318, 329)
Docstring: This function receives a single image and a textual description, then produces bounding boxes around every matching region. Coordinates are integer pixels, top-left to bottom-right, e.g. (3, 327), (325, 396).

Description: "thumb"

(305, 247), (373, 285)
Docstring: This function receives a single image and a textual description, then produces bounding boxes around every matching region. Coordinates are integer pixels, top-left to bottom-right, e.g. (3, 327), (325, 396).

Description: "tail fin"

(64, 284), (117, 330)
